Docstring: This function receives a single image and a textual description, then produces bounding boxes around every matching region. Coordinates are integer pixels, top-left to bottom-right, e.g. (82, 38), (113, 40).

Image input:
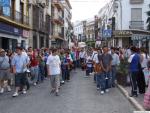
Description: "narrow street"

(0, 69), (135, 113)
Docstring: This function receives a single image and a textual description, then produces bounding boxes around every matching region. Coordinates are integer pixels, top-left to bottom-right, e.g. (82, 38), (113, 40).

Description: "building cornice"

(0, 16), (31, 30)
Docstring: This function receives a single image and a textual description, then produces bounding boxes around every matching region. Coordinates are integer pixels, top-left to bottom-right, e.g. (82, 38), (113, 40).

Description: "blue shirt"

(129, 53), (140, 72)
(12, 54), (29, 73)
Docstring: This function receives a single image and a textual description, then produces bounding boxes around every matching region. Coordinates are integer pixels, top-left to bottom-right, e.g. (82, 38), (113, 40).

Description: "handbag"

(94, 63), (102, 73)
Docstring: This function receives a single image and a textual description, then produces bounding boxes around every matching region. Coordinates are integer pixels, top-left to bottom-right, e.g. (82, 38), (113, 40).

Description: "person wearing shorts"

(12, 47), (29, 97)
(0, 49), (11, 93)
(47, 49), (61, 96)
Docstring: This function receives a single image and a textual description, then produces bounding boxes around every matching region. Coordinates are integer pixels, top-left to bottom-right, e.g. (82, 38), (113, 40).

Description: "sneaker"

(55, 92), (59, 96)
(97, 87), (100, 90)
(105, 89), (109, 93)
(0, 88), (4, 94)
(50, 90), (55, 94)
(26, 69), (30, 73)
(129, 94), (138, 97)
(33, 83), (37, 86)
(12, 92), (19, 97)
(22, 89), (27, 94)
(101, 91), (104, 95)
(7, 86), (11, 92)
(61, 81), (65, 84)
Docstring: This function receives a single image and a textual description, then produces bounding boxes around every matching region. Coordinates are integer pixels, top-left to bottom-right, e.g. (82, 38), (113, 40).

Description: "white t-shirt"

(92, 52), (99, 64)
(141, 53), (150, 68)
(128, 54), (135, 63)
(79, 51), (86, 58)
(46, 55), (61, 75)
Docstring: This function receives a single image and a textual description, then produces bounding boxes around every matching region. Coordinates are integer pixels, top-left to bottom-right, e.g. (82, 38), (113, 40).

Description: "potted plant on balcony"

(116, 58), (129, 86)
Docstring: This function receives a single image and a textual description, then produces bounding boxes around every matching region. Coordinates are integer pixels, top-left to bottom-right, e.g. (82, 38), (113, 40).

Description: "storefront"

(0, 22), (22, 50)
(113, 30), (150, 49)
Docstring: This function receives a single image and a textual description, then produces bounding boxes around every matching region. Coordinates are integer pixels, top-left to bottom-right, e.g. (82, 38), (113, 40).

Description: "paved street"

(0, 69), (135, 113)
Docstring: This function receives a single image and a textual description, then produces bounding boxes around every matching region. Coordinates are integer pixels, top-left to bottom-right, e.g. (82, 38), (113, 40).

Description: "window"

(130, 0), (144, 4)
(131, 8), (142, 21)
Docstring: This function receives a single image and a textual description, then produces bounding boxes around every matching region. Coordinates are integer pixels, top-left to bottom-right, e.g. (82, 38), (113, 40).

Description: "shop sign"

(0, 22), (22, 36)
(131, 34), (150, 41)
(22, 30), (29, 38)
(114, 30), (132, 37)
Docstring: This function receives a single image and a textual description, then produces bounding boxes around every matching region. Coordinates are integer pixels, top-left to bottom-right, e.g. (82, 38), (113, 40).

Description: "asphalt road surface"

(0, 69), (135, 113)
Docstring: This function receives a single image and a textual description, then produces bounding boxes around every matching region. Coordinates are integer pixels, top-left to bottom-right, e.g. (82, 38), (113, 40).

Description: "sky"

(70, 0), (111, 22)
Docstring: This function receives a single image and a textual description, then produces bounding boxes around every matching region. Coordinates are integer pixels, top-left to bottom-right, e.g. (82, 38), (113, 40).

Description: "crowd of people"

(79, 46), (150, 97)
(0, 46), (150, 100)
(0, 46), (81, 97)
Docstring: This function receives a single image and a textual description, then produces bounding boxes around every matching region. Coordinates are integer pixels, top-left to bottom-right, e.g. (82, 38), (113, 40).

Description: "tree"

(147, 6), (150, 30)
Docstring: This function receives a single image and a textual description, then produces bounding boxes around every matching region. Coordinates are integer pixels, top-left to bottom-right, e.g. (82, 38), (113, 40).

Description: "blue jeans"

(38, 65), (45, 82)
(100, 72), (112, 91)
(96, 73), (101, 88)
(30, 66), (39, 83)
(86, 67), (93, 76)
(62, 68), (70, 81)
(76, 59), (80, 68)
(73, 60), (77, 70)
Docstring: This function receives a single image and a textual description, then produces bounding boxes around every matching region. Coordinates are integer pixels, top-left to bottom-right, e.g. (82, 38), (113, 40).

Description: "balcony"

(52, 14), (64, 25)
(129, 21), (144, 30)
(0, 6), (30, 29)
(52, 0), (64, 10)
(52, 32), (64, 40)
(130, 0), (144, 4)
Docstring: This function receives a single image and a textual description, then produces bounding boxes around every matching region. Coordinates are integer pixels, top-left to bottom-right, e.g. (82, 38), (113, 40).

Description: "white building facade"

(61, 0), (72, 48)
(73, 21), (84, 42)
(113, 0), (150, 48)
(97, 0), (150, 49)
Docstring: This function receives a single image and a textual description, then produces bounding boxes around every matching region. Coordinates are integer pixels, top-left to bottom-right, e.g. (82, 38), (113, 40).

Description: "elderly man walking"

(0, 49), (11, 93)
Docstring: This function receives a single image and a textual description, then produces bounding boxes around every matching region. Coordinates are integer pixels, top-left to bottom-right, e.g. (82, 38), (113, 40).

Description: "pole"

(119, 0), (122, 30)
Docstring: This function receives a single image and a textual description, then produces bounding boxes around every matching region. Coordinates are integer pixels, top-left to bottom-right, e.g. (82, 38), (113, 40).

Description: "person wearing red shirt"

(28, 47), (39, 86)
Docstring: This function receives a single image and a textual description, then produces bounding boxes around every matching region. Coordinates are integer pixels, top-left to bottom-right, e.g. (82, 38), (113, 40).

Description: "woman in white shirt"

(140, 48), (150, 69)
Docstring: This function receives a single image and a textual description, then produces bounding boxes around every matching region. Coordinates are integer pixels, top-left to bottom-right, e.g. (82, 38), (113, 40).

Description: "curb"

(117, 84), (145, 111)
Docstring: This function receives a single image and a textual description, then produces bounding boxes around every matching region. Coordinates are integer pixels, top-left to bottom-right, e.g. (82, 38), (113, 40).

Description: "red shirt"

(30, 52), (39, 67)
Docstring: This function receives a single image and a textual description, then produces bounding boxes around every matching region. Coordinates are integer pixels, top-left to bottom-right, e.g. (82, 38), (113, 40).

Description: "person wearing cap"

(12, 47), (30, 97)
(0, 48), (12, 93)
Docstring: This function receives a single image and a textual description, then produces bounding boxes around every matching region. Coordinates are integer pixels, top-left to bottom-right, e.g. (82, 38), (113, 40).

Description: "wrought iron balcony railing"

(129, 21), (144, 30)
(0, 6), (29, 26)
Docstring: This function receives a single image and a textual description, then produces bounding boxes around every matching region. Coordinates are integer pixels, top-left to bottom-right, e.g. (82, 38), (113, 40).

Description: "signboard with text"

(0, 22), (22, 36)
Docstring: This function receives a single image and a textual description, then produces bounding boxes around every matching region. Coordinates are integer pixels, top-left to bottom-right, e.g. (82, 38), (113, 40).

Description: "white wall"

(73, 21), (84, 40)
(15, 0), (20, 12)
(116, 0), (150, 30)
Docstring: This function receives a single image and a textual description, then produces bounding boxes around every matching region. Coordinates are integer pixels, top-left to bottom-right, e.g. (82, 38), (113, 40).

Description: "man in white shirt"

(47, 49), (61, 96)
